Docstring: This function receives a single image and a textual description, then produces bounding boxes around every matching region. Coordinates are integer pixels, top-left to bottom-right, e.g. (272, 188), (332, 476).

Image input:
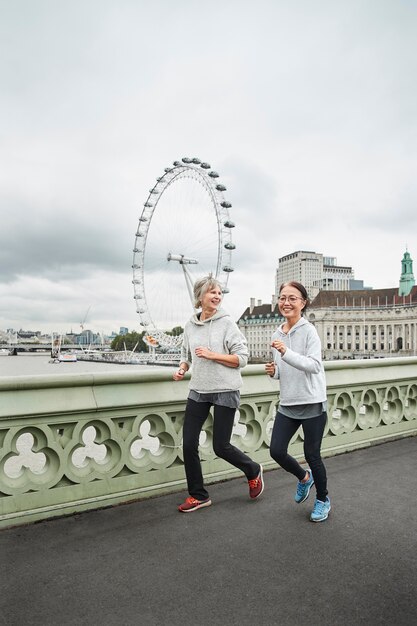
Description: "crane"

(80, 306), (91, 331)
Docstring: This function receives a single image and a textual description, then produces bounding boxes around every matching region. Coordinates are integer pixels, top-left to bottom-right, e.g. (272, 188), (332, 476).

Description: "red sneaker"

(248, 465), (264, 499)
(178, 497), (212, 513)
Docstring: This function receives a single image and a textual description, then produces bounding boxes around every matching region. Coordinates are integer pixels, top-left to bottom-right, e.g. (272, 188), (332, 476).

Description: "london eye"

(132, 157), (236, 348)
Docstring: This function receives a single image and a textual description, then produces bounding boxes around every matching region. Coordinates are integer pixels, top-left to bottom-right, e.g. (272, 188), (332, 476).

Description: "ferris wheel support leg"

(181, 263), (196, 312)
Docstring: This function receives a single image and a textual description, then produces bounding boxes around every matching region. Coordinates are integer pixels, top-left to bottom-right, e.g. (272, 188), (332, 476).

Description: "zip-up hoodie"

(271, 317), (326, 405)
(181, 308), (248, 393)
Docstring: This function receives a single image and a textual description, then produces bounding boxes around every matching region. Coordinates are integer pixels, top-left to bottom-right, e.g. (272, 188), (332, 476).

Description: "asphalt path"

(1, 437), (416, 626)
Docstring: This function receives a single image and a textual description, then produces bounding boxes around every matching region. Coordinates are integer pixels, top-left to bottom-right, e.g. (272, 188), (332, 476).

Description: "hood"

(277, 316), (309, 337)
(190, 307), (230, 325)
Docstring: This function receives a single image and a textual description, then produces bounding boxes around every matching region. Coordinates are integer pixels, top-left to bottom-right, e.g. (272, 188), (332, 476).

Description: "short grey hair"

(193, 274), (223, 309)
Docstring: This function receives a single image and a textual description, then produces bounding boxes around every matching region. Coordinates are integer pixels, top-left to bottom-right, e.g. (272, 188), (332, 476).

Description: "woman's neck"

(282, 315), (301, 332)
(201, 308), (216, 321)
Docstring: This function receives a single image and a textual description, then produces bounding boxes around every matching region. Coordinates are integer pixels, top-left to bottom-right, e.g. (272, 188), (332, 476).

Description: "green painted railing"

(1, 358), (416, 528)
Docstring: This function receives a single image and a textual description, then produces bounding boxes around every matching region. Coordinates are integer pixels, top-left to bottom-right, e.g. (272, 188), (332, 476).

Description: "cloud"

(0, 270), (138, 333)
(0, 0), (416, 334)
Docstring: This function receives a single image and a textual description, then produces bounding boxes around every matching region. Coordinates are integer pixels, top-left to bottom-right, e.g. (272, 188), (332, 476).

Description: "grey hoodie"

(271, 317), (327, 405)
(181, 308), (248, 393)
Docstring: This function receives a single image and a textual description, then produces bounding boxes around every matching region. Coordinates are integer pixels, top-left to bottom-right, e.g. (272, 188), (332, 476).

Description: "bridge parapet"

(1, 358), (416, 528)
(3, 343), (107, 351)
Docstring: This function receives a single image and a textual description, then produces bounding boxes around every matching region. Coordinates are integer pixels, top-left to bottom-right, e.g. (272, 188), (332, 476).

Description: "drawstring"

(208, 319), (213, 350)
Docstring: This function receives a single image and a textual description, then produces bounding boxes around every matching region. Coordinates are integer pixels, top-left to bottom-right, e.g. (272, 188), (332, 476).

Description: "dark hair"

(279, 281), (309, 314)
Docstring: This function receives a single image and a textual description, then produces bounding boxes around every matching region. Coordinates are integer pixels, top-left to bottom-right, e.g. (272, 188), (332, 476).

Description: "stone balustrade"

(1, 358), (416, 529)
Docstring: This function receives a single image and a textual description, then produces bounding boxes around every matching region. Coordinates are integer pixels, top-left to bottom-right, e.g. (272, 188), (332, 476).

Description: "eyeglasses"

(278, 296), (305, 304)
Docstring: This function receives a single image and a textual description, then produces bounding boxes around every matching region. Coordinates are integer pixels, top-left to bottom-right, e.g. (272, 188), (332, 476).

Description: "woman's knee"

(270, 445), (288, 465)
(304, 449), (322, 469)
(213, 440), (231, 458)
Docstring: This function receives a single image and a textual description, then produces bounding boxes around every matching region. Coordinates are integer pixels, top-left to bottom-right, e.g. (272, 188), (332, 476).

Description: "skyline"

(1, 1), (416, 334)
(2, 243), (413, 336)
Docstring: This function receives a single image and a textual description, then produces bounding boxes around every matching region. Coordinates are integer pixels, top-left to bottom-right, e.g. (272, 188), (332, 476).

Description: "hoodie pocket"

(305, 372), (314, 395)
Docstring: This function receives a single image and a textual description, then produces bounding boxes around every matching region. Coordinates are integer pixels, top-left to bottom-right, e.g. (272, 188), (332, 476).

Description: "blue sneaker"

(294, 470), (314, 504)
(310, 497), (331, 522)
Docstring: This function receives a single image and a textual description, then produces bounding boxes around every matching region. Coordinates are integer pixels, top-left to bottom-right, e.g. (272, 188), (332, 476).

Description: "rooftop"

(311, 285), (417, 308)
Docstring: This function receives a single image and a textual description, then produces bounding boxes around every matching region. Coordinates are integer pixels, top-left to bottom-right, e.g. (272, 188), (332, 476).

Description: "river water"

(0, 353), (168, 377)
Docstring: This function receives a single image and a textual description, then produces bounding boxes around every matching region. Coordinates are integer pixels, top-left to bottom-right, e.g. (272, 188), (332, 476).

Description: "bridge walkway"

(1, 437), (416, 626)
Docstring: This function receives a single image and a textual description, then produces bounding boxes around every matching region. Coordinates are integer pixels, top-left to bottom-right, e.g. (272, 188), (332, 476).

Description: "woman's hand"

(195, 346), (214, 360)
(265, 362), (276, 377)
(271, 340), (286, 355)
(173, 366), (187, 381)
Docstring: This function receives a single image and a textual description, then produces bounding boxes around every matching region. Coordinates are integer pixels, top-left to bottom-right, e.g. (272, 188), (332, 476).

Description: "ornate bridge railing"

(1, 358), (416, 528)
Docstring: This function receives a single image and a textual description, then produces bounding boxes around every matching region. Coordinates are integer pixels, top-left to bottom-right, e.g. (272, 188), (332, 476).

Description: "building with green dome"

(239, 249), (417, 360)
(399, 249), (415, 296)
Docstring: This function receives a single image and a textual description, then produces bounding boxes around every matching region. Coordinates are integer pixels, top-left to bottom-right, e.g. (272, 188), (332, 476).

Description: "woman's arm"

(265, 345), (280, 379)
(194, 347), (239, 368)
(223, 321), (248, 368)
(180, 327), (192, 369)
(173, 328), (192, 381)
(172, 361), (189, 381)
(281, 329), (322, 373)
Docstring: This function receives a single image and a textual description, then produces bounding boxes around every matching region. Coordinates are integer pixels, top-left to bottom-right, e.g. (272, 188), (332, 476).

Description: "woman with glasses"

(265, 281), (330, 522)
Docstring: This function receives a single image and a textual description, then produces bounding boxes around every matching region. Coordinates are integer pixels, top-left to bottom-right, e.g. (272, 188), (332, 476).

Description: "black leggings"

(270, 411), (328, 502)
(183, 398), (260, 500)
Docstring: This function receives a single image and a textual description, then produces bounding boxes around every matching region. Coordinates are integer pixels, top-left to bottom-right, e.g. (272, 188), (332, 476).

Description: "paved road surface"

(1, 437), (416, 626)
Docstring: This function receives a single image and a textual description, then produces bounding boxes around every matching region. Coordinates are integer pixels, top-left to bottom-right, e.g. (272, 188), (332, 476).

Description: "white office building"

(237, 298), (283, 362)
(276, 250), (355, 299)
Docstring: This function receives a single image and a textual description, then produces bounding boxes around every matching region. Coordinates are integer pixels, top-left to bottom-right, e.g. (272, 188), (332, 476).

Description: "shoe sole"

(310, 505), (331, 522)
(178, 499), (212, 513)
(250, 465), (264, 499)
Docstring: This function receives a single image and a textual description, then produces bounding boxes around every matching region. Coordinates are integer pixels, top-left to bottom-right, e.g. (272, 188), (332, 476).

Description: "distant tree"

(110, 327), (183, 352)
(110, 331), (147, 352)
(166, 326), (184, 337)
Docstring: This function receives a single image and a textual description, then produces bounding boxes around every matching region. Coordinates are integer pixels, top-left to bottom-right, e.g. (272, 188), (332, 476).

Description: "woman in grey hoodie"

(173, 275), (264, 512)
(265, 281), (331, 522)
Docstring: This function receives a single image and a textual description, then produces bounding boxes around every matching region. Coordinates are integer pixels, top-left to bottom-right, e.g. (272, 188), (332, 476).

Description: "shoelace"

(297, 474), (311, 493)
(313, 500), (326, 514)
(248, 477), (260, 488)
(296, 481), (308, 495)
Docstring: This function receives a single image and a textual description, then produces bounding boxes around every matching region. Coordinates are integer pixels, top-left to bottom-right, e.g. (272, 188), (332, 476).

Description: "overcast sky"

(1, 0), (416, 335)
